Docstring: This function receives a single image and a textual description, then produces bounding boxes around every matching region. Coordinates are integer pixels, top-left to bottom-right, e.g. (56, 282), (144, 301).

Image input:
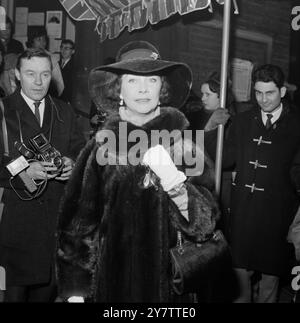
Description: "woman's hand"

(142, 145), (186, 192)
(67, 296), (84, 303)
(204, 108), (230, 131)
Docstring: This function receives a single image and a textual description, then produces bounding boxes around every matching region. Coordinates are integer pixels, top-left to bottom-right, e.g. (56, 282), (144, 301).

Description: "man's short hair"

(60, 39), (75, 50)
(252, 64), (285, 89)
(16, 48), (52, 71)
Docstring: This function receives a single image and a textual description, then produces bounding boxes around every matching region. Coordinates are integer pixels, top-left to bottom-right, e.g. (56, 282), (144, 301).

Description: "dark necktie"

(33, 101), (41, 126)
(265, 113), (273, 130)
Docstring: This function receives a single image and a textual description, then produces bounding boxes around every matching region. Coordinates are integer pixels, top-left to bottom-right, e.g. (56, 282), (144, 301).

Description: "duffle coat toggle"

(253, 136), (272, 145)
(249, 160), (267, 169)
(245, 183), (265, 193)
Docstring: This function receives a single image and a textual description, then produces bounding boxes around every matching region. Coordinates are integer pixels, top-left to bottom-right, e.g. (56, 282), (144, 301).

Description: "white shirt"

(261, 103), (283, 126)
(20, 90), (45, 127)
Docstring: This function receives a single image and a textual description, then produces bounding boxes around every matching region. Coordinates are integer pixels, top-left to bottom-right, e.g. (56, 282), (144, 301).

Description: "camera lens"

(53, 156), (63, 169)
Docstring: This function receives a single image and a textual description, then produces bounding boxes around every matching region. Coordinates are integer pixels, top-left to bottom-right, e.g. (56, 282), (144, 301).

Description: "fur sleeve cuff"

(169, 183), (220, 242)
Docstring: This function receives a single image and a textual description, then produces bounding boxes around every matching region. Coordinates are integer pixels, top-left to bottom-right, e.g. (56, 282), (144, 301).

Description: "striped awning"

(59, 0), (225, 42)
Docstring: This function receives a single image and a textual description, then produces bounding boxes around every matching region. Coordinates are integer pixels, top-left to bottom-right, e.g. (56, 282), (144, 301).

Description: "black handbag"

(169, 229), (230, 295)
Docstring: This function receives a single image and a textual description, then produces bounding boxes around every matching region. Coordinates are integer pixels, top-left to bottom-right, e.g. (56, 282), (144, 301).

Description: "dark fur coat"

(56, 107), (219, 302)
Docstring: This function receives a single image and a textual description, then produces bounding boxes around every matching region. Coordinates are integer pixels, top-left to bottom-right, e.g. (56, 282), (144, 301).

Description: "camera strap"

(0, 99), (8, 222)
(0, 99), (9, 156)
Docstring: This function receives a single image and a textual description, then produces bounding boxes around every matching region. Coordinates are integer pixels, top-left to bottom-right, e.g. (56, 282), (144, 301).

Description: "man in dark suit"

(0, 48), (85, 302)
(59, 39), (75, 104)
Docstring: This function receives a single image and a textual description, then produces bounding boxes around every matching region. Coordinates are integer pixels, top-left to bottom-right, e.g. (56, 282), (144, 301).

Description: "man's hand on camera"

(55, 157), (75, 181)
(26, 161), (58, 180)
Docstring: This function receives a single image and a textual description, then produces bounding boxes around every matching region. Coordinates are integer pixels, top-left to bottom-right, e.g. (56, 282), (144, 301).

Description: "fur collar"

(95, 107), (192, 166)
(101, 106), (190, 134)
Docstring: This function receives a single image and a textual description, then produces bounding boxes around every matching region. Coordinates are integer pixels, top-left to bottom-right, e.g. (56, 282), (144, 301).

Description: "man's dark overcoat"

(59, 57), (74, 103)
(0, 90), (85, 286)
(223, 102), (300, 275)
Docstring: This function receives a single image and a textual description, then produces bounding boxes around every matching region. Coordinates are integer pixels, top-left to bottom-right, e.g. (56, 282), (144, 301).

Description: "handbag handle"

(176, 229), (219, 256)
(176, 231), (184, 255)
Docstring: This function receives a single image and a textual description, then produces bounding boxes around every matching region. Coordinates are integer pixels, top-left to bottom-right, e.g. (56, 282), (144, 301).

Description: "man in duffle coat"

(223, 64), (300, 302)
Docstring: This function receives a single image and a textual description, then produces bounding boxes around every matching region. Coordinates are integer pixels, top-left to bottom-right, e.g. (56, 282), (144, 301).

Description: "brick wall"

(170, 0), (292, 95)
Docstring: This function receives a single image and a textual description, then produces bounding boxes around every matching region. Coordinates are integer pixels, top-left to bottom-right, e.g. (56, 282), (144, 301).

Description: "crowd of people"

(0, 19), (75, 104)
(0, 14), (299, 303)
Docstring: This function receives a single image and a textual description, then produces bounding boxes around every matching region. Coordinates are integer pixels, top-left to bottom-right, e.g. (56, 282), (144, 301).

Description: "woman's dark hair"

(202, 71), (236, 115)
(159, 76), (171, 105)
(26, 27), (49, 49)
(204, 74), (221, 95)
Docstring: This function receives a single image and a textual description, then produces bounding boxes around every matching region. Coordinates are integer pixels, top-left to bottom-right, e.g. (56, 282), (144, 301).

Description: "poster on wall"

(48, 37), (61, 53)
(14, 7), (28, 48)
(15, 7), (28, 37)
(46, 10), (62, 38)
(231, 58), (253, 102)
(28, 12), (45, 26)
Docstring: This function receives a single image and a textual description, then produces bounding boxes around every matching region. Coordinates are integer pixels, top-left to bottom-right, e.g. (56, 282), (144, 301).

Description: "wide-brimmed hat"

(88, 41), (192, 112)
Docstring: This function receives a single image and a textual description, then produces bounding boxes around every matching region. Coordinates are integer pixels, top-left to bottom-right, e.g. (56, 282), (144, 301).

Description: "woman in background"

(184, 73), (235, 239)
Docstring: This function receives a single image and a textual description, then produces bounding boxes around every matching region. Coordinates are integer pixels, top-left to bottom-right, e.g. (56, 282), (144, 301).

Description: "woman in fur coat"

(56, 41), (222, 302)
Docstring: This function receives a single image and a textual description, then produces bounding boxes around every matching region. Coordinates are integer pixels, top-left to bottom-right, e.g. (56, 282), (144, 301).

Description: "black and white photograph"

(0, 0), (300, 314)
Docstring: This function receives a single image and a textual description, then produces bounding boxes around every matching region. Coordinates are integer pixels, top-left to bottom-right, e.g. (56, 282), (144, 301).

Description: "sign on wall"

(231, 58), (253, 102)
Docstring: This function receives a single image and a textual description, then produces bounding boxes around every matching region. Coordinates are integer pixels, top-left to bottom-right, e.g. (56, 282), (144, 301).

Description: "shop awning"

(59, 0), (225, 42)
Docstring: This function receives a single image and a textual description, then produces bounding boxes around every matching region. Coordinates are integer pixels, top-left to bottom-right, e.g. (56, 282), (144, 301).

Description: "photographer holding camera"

(0, 48), (85, 302)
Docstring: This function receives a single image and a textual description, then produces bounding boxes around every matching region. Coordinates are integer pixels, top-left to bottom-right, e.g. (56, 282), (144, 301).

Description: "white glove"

(67, 296), (84, 303)
(142, 145), (186, 192)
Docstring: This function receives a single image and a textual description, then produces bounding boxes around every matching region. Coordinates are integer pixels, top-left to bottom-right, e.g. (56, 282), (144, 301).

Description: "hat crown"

(116, 41), (160, 62)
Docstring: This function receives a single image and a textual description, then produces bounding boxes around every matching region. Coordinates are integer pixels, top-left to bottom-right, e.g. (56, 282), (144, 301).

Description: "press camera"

(15, 133), (64, 174)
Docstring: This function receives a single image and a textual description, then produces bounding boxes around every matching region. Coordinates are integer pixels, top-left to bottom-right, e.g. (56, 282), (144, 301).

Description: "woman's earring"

(119, 97), (124, 107)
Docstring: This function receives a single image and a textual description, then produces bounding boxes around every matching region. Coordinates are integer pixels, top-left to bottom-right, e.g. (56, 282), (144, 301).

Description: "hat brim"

(88, 58), (192, 112)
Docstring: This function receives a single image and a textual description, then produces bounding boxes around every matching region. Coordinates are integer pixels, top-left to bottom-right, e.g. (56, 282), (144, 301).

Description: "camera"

(15, 133), (64, 174)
